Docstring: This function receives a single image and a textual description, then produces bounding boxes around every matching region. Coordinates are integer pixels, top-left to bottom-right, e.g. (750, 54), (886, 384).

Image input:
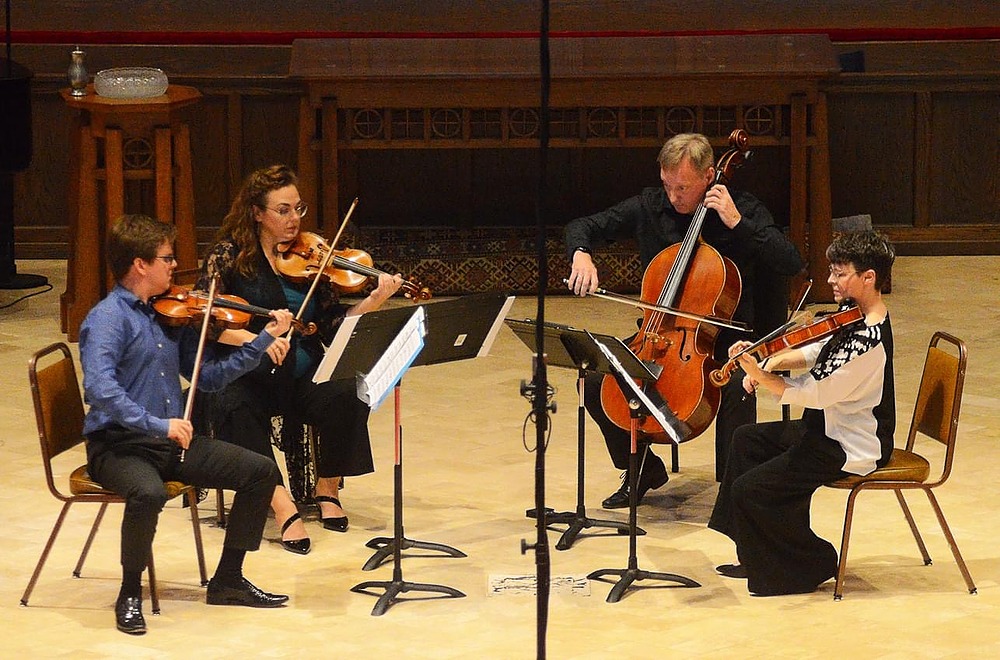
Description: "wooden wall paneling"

(296, 97), (318, 234)
(913, 92), (932, 228)
(789, 94), (810, 292)
(187, 94), (230, 246)
(20, 1), (1000, 35)
(154, 127), (174, 224)
(172, 122), (197, 269)
(239, 94), (299, 176)
(929, 92), (1000, 227)
(321, 98), (339, 229)
(809, 91), (833, 295)
(226, 93), (243, 203)
(827, 93), (915, 227)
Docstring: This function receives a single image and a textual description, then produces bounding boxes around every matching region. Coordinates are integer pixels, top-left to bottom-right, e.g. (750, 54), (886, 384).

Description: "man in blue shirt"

(80, 214), (295, 634)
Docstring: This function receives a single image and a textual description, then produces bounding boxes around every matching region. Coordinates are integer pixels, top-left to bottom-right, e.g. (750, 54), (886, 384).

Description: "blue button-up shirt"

(80, 284), (276, 437)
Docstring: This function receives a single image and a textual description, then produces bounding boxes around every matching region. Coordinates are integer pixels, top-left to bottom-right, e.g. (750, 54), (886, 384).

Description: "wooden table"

(290, 35), (840, 300)
(60, 84), (201, 341)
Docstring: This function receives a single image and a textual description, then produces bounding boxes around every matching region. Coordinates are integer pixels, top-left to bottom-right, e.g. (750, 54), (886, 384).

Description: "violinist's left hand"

(263, 309), (294, 337)
(704, 184), (741, 229)
(368, 272), (404, 308)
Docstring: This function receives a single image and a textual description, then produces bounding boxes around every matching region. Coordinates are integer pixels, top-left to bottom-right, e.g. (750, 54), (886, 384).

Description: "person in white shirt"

(708, 229), (895, 596)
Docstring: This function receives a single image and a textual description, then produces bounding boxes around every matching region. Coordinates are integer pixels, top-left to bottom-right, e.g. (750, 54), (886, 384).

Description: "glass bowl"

(94, 67), (169, 99)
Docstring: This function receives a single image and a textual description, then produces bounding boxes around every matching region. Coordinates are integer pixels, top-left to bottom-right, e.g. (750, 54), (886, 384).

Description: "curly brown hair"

(215, 164), (298, 277)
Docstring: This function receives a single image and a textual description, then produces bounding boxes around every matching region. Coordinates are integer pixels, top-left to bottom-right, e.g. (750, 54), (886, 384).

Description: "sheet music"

(477, 296), (516, 357)
(592, 337), (683, 445)
(313, 313), (361, 384)
(358, 306), (427, 410)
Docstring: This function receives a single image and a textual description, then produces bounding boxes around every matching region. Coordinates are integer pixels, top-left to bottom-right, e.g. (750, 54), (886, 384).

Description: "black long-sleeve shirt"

(564, 185), (804, 350)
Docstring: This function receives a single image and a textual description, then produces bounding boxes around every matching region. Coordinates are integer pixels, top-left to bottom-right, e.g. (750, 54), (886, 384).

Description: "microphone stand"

(518, 3), (552, 659)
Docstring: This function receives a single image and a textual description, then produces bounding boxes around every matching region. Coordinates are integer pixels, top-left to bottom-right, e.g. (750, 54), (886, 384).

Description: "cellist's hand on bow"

(567, 250), (599, 297)
(704, 184), (742, 229)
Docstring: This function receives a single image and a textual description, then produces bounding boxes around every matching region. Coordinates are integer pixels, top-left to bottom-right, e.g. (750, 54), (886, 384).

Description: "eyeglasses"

(828, 266), (857, 280)
(154, 255), (177, 265)
(263, 202), (308, 219)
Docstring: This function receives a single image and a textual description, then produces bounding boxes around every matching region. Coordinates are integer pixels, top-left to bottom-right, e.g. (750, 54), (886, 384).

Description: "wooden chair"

(826, 331), (976, 600)
(21, 343), (208, 613)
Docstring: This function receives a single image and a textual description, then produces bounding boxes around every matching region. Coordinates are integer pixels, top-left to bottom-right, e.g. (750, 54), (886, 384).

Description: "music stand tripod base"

(362, 534), (467, 572)
(584, 334), (700, 602)
(351, 577), (466, 617)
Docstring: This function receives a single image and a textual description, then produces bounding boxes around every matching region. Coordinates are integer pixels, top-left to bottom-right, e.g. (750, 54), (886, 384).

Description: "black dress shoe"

(206, 577), (288, 608)
(279, 512), (311, 555)
(716, 563), (749, 579)
(601, 469), (670, 509)
(315, 495), (349, 533)
(115, 594), (146, 635)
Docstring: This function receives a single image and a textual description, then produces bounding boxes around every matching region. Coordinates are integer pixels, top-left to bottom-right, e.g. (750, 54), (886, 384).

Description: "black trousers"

(583, 369), (754, 482)
(215, 371), (374, 480)
(708, 419), (849, 595)
(87, 428), (280, 574)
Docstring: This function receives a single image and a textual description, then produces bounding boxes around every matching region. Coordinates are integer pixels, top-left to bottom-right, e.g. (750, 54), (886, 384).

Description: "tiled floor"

(2, 256), (999, 658)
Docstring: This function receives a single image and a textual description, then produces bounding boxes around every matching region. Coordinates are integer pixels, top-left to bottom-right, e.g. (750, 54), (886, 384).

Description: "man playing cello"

(565, 132), (803, 508)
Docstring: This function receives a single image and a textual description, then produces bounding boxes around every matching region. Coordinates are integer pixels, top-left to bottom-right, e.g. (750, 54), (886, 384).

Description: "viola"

(152, 285), (317, 335)
(709, 305), (865, 386)
(599, 129), (751, 443)
(275, 231), (431, 302)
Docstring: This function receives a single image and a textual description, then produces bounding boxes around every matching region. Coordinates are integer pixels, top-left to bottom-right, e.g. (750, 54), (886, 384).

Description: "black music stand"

(507, 318), (645, 550)
(581, 331), (701, 603)
(317, 292), (514, 615)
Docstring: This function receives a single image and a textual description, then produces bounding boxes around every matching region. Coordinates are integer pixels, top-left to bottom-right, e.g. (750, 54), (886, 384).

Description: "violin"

(599, 129), (751, 443)
(275, 231), (431, 302)
(709, 306), (865, 387)
(152, 285), (317, 335)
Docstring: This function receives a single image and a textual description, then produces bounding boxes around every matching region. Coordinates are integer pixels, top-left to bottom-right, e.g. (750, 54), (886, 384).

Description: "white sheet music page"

(592, 337), (683, 445)
(358, 306), (427, 410)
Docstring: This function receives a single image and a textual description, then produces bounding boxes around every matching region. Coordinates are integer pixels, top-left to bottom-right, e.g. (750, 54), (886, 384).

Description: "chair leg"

(215, 488), (227, 528)
(923, 489), (977, 594)
(20, 502), (73, 606)
(147, 552), (160, 614)
(833, 488), (862, 601)
(894, 490), (931, 565)
(187, 489), (209, 586)
(73, 502), (109, 577)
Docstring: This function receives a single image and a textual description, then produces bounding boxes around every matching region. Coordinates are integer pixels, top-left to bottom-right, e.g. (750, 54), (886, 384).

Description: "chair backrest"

(906, 331), (966, 485)
(28, 342), (87, 498)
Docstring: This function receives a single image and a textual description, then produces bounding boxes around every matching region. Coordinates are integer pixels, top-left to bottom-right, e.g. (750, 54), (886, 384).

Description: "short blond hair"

(656, 133), (714, 172)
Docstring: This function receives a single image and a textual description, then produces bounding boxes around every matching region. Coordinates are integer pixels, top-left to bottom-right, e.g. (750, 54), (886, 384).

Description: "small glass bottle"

(68, 47), (88, 97)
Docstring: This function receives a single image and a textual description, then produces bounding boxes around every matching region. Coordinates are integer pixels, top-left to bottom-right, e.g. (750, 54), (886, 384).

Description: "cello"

(599, 129), (751, 443)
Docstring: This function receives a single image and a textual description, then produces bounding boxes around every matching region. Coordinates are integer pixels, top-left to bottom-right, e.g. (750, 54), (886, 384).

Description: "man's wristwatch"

(574, 246), (591, 255)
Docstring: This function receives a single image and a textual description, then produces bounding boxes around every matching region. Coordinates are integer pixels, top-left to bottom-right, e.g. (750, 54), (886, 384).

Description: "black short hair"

(826, 230), (895, 290)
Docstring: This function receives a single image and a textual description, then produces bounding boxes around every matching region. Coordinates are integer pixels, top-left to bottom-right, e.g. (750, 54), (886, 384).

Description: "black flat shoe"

(115, 594), (146, 635)
(315, 495), (349, 533)
(601, 469), (670, 509)
(279, 512), (311, 555)
(716, 563), (749, 579)
(206, 577), (288, 608)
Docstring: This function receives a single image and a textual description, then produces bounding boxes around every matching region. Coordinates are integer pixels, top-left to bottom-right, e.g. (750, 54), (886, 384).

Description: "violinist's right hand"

(567, 249), (599, 297)
(167, 418), (194, 449)
(263, 309), (294, 338)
